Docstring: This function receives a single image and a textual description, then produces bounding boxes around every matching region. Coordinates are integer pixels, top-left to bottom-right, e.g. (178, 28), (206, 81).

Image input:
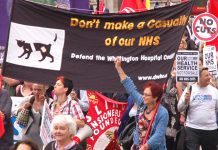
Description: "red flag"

(206, 0), (218, 51)
(0, 114), (5, 138)
(208, 0), (218, 17)
(120, 0), (146, 13)
(86, 91), (127, 149)
(136, 0), (146, 11)
(104, 130), (121, 150)
(99, 0), (105, 14)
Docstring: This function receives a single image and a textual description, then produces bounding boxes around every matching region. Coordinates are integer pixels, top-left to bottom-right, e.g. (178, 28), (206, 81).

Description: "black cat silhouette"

(16, 33), (57, 63)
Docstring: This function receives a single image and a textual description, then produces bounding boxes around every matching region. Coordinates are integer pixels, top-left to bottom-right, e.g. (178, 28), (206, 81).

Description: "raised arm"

(3, 77), (20, 86)
(114, 57), (127, 81)
(114, 57), (144, 106)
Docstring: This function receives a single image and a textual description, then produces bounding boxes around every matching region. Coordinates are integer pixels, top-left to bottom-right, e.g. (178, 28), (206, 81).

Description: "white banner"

(11, 96), (25, 142)
(176, 50), (199, 82)
(40, 101), (53, 145)
(203, 46), (217, 75)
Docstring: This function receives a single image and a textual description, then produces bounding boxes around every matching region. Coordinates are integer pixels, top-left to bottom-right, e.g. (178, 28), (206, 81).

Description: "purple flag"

(70, 0), (89, 13)
(0, 0), (12, 46)
(0, 0), (12, 62)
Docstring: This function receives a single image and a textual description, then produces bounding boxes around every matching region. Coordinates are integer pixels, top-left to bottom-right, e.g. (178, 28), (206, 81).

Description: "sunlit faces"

(143, 88), (156, 105)
(16, 143), (32, 150)
(53, 123), (71, 142)
(54, 80), (68, 96)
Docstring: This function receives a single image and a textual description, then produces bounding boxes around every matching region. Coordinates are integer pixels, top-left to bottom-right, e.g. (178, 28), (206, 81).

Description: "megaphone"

(72, 124), (93, 144)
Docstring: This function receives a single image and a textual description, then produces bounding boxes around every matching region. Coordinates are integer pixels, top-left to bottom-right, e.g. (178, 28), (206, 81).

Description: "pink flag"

(120, 0), (146, 13)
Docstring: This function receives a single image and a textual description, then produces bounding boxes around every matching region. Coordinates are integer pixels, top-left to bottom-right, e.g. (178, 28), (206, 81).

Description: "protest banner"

(40, 101), (53, 145)
(203, 46), (217, 75)
(85, 91), (127, 150)
(176, 50), (199, 82)
(11, 96), (25, 142)
(3, 0), (194, 93)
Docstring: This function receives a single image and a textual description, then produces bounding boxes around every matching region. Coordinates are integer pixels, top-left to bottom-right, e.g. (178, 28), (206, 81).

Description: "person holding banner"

(44, 115), (84, 150)
(114, 57), (169, 150)
(161, 68), (181, 150)
(178, 67), (218, 150)
(182, 29), (198, 51)
(14, 83), (46, 149)
(50, 76), (85, 128)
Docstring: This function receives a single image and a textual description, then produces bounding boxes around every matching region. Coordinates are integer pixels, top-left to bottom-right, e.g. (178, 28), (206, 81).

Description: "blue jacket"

(122, 77), (169, 150)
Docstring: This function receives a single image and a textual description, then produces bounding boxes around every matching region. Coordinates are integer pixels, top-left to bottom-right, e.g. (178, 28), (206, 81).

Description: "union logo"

(88, 92), (99, 104)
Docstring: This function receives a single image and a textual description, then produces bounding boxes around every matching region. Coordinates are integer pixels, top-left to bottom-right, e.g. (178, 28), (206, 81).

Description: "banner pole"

(97, 0), (100, 14)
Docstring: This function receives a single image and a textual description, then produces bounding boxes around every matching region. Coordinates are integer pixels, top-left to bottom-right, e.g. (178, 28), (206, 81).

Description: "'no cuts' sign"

(192, 13), (218, 42)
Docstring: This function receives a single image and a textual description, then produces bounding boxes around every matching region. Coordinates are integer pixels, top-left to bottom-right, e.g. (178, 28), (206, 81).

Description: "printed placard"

(203, 46), (217, 75)
(40, 101), (53, 145)
(176, 50), (199, 82)
(11, 96), (25, 142)
(192, 13), (218, 42)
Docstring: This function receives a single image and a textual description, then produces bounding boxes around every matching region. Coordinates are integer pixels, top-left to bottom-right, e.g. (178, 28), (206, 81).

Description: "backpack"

(118, 117), (135, 150)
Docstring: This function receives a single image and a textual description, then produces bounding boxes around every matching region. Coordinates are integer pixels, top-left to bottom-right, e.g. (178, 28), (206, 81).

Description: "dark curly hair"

(10, 139), (39, 150)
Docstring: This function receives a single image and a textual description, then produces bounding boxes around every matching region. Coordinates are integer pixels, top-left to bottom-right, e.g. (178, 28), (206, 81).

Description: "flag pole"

(97, 0), (100, 14)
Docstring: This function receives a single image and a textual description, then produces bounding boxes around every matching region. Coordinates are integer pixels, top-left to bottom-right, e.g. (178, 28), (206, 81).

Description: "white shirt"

(178, 83), (218, 130)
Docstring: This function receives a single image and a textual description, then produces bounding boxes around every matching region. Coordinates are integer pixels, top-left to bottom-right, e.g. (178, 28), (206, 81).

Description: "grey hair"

(51, 115), (77, 136)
